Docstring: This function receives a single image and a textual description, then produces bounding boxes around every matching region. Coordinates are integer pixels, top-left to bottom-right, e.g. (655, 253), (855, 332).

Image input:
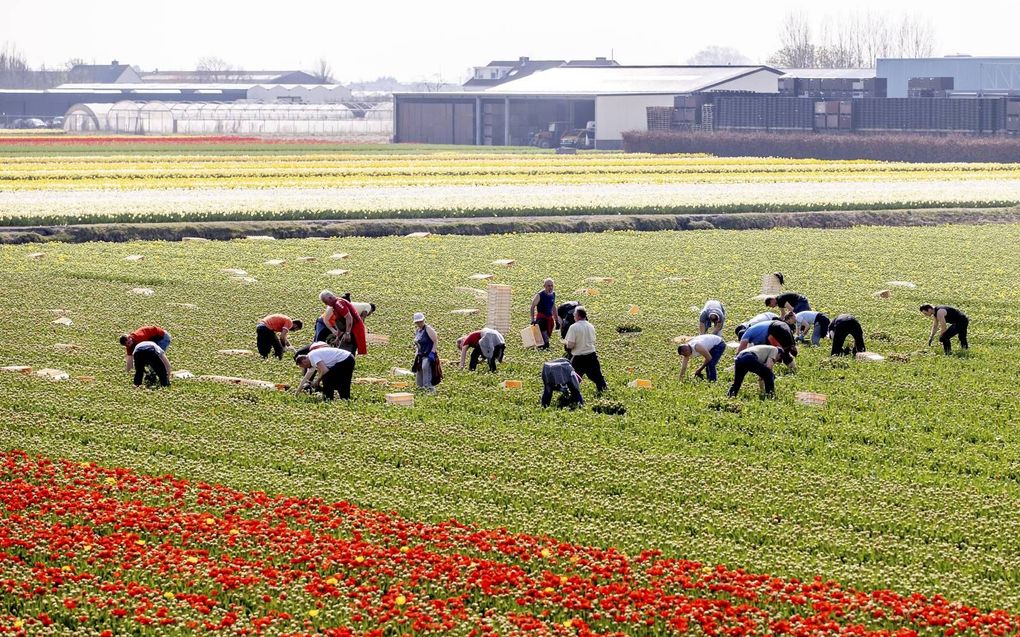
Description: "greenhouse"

(62, 100), (392, 136)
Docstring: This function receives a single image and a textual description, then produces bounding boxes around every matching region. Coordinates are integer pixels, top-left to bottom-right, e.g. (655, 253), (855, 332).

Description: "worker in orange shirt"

(256, 314), (304, 359)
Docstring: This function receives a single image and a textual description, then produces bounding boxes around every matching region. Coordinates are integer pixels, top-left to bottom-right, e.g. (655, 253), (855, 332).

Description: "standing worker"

(457, 327), (506, 372)
(795, 311), (830, 347)
(120, 325), (171, 372)
(131, 340), (172, 389)
(828, 314), (866, 356)
(698, 300), (726, 335)
(765, 291), (811, 314)
(563, 306), (608, 394)
(317, 290), (368, 356)
(294, 346), (355, 401)
(677, 333), (727, 382)
(530, 278), (558, 350)
(412, 312), (440, 392)
(727, 345), (788, 399)
(256, 314), (303, 359)
(920, 304), (969, 354)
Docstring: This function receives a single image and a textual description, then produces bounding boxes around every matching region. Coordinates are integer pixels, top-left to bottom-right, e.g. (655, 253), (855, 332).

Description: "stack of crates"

(486, 284), (511, 336)
(646, 107), (673, 131)
(813, 101), (852, 131)
(1006, 100), (1020, 133)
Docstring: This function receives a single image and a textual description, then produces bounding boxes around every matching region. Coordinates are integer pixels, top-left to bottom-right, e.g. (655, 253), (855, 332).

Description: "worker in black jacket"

(541, 358), (583, 408)
(828, 314), (866, 357)
(765, 292), (811, 314)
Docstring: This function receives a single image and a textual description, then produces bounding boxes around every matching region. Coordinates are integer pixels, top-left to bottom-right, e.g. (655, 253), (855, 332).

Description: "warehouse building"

(394, 64), (782, 148)
(878, 57), (1020, 98)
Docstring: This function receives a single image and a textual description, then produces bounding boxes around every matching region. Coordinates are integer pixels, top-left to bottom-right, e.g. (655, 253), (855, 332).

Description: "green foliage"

(1, 225), (1020, 611)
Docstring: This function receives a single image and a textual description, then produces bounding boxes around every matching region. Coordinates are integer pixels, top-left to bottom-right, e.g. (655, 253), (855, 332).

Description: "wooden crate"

(385, 392), (415, 406)
(487, 284), (512, 335)
(795, 391), (827, 406)
(520, 324), (543, 349)
(760, 273), (783, 295)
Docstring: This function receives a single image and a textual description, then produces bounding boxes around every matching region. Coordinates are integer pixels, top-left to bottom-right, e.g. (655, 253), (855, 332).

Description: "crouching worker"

(699, 300), (726, 335)
(728, 345), (788, 399)
(541, 358), (583, 408)
(766, 292), (811, 314)
(795, 311), (830, 346)
(132, 341), (171, 389)
(295, 346), (355, 401)
(921, 304), (969, 354)
(121, 325), (171, 372)
(457, 327), (506, 372)
(678, 333), (726, 382)
(828, 314), (866, 356)
(734, 312), (778, 340)
(256, 314), (303, 359)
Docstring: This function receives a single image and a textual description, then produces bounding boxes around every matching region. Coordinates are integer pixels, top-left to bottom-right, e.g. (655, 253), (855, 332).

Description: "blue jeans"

(155, 331), (171, 351)
(703, 341), (726, 382)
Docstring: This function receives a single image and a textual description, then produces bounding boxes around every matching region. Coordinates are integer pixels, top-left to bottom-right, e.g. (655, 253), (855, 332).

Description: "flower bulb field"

(3, 220), (1020, 635)
(2, 140), (1020, 226)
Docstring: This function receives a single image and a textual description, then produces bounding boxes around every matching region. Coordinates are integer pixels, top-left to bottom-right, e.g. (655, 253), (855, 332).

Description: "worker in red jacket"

(317, 290), (367, 355)
(119, 325), (171, 372)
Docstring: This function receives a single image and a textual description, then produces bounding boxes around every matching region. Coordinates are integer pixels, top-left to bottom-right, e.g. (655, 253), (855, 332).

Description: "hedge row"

(621, 130), (1020, 163)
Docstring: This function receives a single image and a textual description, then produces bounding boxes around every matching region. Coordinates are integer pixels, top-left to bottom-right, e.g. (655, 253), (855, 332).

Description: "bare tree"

(196, 56), (242, 81)
(769, 10), (937, 68)
(312, 57), (334, 83)
(0, 43), (30, 88)
(686, 46), (751, 66)
(768, 11), (816, 68)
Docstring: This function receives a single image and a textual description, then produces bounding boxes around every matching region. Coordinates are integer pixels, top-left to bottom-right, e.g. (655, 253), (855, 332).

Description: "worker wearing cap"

(457, 327), (506, 372)
(412, 312), (439, 392)
(698, 300), (726, 336)
(120, 325), (171, 372)
(677, 333), (726, 382)
(256, 314), (303, 359)
(530, 278), (558, 349)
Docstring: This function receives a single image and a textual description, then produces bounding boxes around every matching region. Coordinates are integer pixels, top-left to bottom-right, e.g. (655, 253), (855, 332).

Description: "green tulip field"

(2, 223), (1019, 615)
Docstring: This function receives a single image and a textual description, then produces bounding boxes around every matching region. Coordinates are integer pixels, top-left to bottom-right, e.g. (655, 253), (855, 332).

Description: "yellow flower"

(543, 587), (554, 594)
(325, 577), (338, 586)
(354, 556), (365, 563)
(135, 540), (146, 546)
(399, 545), (410, 554)
(395, 594), (407, 606)
(104, 477), (117, 486)
(540, 548), (551, 558)
(308, 609), (320, 618)
(13, 619), (23, 629)
(164, 592), (175, 600)
(563, 619), (573, 628)
(560, 576), (568, 585)
(61, 565), (72, 572)
(186, 556), (198, 564)
(83, 544), (92, 552)
(204, 517), (215, 525)
(229, 529), (239, 535)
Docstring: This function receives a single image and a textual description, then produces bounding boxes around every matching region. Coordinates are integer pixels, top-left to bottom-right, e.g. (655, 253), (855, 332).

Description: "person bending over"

(131, 341), (171, 389)
(457, 327), (506, 372)
(728, 345), (789, 399)
(256, 314), (303, 359)
(920, 304), (969, 354)
(828, 314), (866, 357)
(678, 333), (726, 382)
(295, 346), (355, 401)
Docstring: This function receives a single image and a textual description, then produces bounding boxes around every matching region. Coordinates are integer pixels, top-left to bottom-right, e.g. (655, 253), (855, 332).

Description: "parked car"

(48, 116), (64, 129)
(559, 122), (596, 149)
(13, 118), (48, 129)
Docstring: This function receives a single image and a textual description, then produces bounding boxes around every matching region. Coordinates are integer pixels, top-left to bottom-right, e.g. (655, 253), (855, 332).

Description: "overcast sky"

(2, 0), (1016, 82)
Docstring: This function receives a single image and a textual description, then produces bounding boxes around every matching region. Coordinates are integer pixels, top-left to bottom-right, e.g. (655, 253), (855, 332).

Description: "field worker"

(530, 278), (558, 349)
(734, 311), (779, 339)
(795, 311), (831, 346)
(341, 293), (377, 320)
(120, 325), (171, 372)
(557, 301), (580, 339)
(728, 345), (789, 399)
(412, 312), (440, 392)
(131, 340), (171, 389)
(295, 346), (355, 401)
(457, 327), (506, 372)
(921, 304), (969, 354)
(541, 358), (584, 408)
(256, 314), (303, 359)
(677, 333), (726, 382)
(293, 340), (331, 359)
(698, 300), (726, 335)
(765, 291), (811, 314)
(828, 314), (866, 357)
(563, 306), (608, 394)
(317, 290), (367, 356)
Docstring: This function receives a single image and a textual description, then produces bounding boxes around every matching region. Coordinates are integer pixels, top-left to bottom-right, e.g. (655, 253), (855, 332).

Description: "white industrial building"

(878, 57), (1020, 98)
(393, 64), (783, 148)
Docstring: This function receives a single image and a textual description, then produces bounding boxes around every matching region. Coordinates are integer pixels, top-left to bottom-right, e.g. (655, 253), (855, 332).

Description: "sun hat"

(412, 312), (425, 323)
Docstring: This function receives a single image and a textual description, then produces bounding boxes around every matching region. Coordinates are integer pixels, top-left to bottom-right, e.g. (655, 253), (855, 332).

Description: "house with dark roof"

(67, 62), (140, 84)
(464, 57), (618, 88)
(139, 70), (320, 84)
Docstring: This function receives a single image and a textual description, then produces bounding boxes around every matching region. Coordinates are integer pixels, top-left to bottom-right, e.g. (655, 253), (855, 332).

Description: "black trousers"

(256, 324), (283, 359)
(542, 382), (583, 408)
(728, 354), (774, 397)
(941, 319), (969, 354)
(469, 343), (505, 372)
(570, 352), (608, 392)
(133, 349), (169, 387)
(830, 319), (865, 356)
(319, 356), (355, 400)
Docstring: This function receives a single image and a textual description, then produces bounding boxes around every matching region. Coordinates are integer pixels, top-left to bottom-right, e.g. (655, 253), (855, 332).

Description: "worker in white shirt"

(563, 306), (607, 394)
(294, 346), (355, 401)
(677, 333), (726, 382)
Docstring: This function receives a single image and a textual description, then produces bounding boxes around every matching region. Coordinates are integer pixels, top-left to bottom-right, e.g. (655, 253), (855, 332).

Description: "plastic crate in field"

(487, 284), (511, 335)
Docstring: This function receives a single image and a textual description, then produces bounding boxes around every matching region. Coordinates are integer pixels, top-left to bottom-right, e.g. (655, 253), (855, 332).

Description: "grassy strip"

(4, 206), (1020, 244)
